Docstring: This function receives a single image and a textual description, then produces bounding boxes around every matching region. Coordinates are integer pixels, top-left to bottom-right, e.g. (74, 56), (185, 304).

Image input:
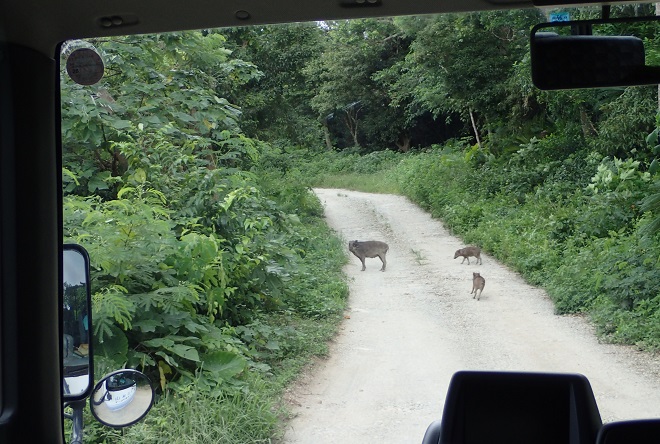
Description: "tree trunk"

(343, 110), (360, 147)
(469, 108), (482, 149)
(322, 122), (334, 150)
(396, 135), (411, 152)
(579, 106), (598, 138)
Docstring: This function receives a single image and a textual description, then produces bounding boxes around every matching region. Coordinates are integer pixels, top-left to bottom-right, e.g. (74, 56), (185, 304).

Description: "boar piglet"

(348, 240), (389, 272)
(471, 272), (485, 301)
(454, 246), (482, 265)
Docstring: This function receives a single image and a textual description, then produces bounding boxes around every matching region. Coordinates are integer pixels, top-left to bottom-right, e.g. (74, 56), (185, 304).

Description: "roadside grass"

(411, 248), (426, 265)
(85, 313), (344, 443)
(310, 172), (401, 195)
(97, 378), (281, 444)
(260, 146), (403, 194)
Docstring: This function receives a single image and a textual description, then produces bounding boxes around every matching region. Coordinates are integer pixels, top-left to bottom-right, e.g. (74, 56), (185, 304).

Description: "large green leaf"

(169, 344), (201, 362)
(142, 337), (174, 348)
(109, 119), (133, 130)
(142, 337), (200, 362)
(201, 351), (247, 380)
(87, 172), (110, 192)
(133, 319), (160, 333)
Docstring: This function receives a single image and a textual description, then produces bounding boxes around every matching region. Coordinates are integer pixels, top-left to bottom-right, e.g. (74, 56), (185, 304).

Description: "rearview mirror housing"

(62, 244), (93, 401)
(531, 16), (660, 90)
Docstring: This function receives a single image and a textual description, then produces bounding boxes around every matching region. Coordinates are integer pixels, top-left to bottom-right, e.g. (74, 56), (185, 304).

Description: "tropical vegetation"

(61, 5), (660, 442)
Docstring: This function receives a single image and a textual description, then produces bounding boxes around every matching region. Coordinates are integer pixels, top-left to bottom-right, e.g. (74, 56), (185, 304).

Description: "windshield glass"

(60, 5), (660, 442)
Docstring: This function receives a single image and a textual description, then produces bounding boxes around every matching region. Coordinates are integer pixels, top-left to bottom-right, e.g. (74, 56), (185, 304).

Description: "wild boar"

(454, 246), (482, 265)
(348, 240), (389, 272)
(471, 272), (485, 301)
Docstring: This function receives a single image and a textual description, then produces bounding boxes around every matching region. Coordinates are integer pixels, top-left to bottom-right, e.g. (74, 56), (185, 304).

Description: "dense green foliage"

(61, 32), (349, 443)
(285, 143), (660, 351)
(61, 6), (660, 442)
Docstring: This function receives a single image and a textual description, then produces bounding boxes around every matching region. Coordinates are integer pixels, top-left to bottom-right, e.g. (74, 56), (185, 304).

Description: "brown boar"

(348, 240), (389, 272)
(454, 246), (482, 265)
(471, 272), (485, 301)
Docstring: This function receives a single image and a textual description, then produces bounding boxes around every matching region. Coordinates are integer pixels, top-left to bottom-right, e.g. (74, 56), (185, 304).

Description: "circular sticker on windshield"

(66, 48), (104, 86)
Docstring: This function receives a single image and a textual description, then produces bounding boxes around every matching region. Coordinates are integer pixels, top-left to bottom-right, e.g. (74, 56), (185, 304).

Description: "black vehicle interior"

(1, 0), (660, 442)
(422, 371), (603, 444)
(597, 418), (660, 444)
(530, 15), (660, 89)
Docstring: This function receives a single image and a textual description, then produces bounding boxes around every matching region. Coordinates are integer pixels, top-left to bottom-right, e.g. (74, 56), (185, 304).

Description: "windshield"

(60, 5), (660, 442)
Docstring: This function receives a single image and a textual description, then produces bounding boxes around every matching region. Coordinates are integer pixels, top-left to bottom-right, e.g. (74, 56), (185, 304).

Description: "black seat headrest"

(597, 419), (660, 443)
(428, 371), (602, 444)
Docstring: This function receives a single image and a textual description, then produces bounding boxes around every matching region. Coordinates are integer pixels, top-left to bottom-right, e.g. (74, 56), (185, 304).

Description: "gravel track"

(281, 189), (660, 443)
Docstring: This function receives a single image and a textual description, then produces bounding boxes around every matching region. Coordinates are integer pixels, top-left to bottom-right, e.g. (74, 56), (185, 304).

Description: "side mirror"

(62, 244), (93, 401)
(90, 369), (155, 428)
(531, 16), (660, 90)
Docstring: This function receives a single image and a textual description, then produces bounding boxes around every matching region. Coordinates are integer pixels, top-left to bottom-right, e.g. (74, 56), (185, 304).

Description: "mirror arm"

(67, 400), (86, 444)
(571, 23), (592, 35)
(602, 5), (611, 20)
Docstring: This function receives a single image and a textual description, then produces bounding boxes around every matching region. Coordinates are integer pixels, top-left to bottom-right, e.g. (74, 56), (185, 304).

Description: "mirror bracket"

(602, 5), (610, 20)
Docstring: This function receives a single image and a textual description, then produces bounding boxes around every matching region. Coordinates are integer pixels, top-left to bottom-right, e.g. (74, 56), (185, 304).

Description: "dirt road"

(282, 189), (660, 443)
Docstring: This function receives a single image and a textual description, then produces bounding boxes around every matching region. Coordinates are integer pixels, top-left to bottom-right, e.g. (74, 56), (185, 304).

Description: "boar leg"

(378, 254), (386, 272)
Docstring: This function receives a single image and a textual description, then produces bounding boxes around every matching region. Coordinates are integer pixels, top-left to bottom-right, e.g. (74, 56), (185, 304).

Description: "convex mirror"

(531, 15), (660, 90)
(62, 244), (93, 401)
(90, 370), (155, 428)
